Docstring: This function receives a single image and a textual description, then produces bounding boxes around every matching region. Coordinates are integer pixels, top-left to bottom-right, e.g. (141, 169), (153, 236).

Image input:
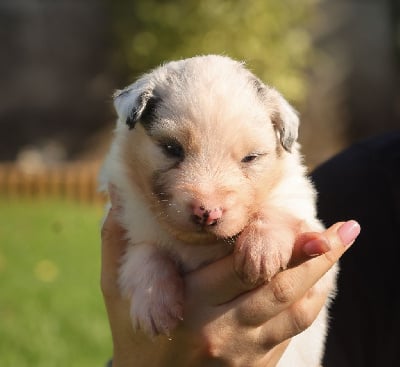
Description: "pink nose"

(191, 200), (223, 226)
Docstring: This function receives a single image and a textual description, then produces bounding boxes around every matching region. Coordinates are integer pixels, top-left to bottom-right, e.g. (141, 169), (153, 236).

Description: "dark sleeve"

(311, 132), (400, 367)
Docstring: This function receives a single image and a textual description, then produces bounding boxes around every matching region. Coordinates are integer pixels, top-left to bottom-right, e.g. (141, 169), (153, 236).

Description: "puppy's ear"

(113, 77), (159, 130)
(269, 89), (299, 152)
(253, 79), (299, 152)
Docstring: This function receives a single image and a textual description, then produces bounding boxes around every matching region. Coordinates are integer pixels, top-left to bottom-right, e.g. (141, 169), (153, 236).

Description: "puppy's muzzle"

(191, 200), (223, 227)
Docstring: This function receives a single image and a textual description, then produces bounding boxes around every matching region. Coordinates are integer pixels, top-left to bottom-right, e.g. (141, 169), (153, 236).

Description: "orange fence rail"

(0, 162), (107, 204)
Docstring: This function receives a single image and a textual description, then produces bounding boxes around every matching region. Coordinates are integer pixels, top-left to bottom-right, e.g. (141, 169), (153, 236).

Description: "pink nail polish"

(338, 220), (361, 247)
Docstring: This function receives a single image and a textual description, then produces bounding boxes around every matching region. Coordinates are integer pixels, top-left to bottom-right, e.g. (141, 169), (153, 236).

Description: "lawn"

(0, 199), (112, 367)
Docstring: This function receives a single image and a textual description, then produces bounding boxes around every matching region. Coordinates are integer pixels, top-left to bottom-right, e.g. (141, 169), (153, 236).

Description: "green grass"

(0, 199), (111, 367)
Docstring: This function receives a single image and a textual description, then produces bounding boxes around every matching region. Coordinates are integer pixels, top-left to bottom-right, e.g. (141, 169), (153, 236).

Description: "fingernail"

(304, 238), (331, 257)
(338, 220), (361, 247)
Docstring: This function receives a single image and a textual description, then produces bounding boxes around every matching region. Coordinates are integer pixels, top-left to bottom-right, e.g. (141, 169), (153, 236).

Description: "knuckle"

(199, 322), (239, 364)
(235, 301), (262, 326)
(290, 301), (314, 335)
(199, 330), (223, 359)
(322, 247), (340, 266)
(270, 274), (295, 305)
(261, 334), (281, 351)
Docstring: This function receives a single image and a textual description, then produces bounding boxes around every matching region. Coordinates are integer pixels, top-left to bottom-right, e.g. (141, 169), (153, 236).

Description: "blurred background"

(0, 0), (399, 366)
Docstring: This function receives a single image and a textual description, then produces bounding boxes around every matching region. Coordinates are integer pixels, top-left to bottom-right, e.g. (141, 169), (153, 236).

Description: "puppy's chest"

(124, 213), (232, 272)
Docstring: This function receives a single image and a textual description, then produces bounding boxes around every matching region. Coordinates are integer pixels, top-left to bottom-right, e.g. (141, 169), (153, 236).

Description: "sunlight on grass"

(0, 199), (111, 367)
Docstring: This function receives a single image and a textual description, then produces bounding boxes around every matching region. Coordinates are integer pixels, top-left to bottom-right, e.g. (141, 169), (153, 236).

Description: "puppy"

(101, 55), (337, 366)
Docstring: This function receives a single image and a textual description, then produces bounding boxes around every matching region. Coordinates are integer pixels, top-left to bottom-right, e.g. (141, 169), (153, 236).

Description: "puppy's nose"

(191, 201), (223, 226)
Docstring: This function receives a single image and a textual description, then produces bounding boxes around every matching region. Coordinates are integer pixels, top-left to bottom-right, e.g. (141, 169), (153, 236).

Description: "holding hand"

(101, 198), (360, 367)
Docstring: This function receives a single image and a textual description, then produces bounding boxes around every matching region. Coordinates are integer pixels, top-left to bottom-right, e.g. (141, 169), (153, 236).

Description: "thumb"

(291, 220), (360, 266)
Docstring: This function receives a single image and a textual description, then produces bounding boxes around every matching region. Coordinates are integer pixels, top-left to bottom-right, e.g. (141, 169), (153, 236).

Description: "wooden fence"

(0, 162), (107, 204)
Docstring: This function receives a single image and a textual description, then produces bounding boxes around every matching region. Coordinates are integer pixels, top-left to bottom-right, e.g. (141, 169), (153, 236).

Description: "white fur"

(101, 55), (337, 365)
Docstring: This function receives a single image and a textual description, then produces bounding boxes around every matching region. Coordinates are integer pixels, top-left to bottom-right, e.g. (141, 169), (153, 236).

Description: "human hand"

(101, 197), (360, 367)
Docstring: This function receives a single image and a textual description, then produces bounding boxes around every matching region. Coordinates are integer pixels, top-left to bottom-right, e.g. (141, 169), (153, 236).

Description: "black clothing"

(312, 132), (400, 367)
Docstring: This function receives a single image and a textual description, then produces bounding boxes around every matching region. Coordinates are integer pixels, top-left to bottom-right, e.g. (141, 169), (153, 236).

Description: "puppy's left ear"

(269, 88), (299, 152)
(254, 80), (299, 152)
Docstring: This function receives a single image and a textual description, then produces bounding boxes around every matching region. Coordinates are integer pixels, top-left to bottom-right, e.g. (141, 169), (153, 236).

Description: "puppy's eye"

(241, 154), (259, 163)
(160, 141), (184, 159)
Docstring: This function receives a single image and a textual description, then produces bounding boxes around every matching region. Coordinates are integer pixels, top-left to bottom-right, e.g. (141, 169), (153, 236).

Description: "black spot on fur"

(140, 95), (161, 128)
(126, 113), (138, 130)
(126, 93), (161, 130)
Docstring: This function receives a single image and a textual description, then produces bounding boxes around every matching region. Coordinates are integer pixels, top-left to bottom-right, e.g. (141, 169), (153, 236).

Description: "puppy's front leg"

(119, 243), (184, 337)
(234, 213), (300, 284)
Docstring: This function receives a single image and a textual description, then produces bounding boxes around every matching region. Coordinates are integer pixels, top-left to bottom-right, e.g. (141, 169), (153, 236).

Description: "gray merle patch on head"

(251, 77), (267, 96)
(126, 93), (162, 130)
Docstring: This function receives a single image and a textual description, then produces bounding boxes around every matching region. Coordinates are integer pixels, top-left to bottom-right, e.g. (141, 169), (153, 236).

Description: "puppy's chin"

(158, 215), (244, 245)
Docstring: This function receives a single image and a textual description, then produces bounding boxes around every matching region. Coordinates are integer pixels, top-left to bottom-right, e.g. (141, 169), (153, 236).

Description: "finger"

(101, 206), (127, 298)
(186, 220), (359, 307)
(232, 220), (360, 325)
(290, 231), (332, 267)
(259, 289), (329, 348)
(100, 202), (141, 363)
(185, 254), (256, 306)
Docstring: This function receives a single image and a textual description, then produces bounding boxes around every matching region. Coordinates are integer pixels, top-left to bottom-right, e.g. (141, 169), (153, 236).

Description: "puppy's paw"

(129, 271), (184, 338)
(234, 221), (294, 284)
(119, 245), (184, 338)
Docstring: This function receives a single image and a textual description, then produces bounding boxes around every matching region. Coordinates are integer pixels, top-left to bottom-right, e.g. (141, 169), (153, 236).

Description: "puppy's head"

(113, 55), (299, 242)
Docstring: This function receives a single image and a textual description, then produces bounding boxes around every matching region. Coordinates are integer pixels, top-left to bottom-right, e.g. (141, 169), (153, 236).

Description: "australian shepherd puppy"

(101, 55), (337, 366)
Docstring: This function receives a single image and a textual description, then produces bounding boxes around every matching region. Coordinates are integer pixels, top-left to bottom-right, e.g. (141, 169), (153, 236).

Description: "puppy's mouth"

(150, 190), (246, 244)
(161, 214), (242, 245)
(193, 220), (242, 242)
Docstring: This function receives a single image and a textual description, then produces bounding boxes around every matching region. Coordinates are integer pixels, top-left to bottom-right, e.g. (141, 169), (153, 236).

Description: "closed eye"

(241, 153), (265, 163)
